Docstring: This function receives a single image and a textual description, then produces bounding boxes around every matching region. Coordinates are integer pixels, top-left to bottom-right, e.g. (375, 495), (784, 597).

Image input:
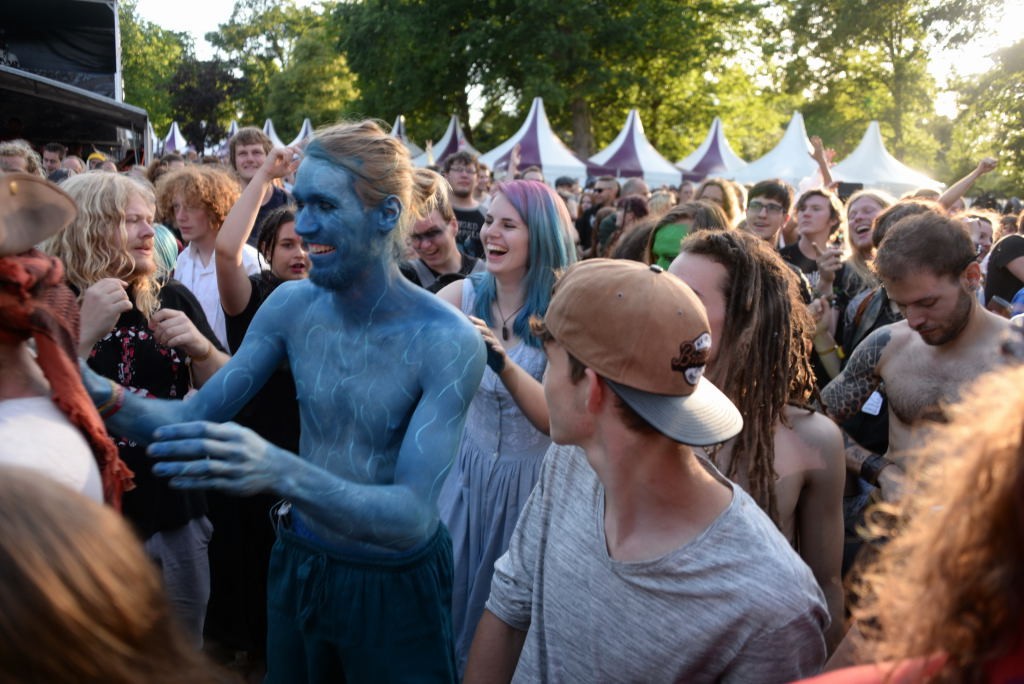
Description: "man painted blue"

(82, 121), (485, 682)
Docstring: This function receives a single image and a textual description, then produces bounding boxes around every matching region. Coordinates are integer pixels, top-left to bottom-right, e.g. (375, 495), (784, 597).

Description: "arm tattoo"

(821, 327), (891, 421)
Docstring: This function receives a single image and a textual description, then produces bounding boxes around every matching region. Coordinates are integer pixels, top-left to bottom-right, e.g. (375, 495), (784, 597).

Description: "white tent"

(262, 118), (285, 148)
(587, 109), (680, 188)
(289, 118), (316, 148)
(390, 114), (424, 158)
(226, 120), (239, 139)
(831, 121), (942, 193)
(163, 121), (187, 153)
(731, 112), (816, 188)
(412, 115), (479, 167)
(145, 120), (159, 161)
(676, 117), (747, 182)
(479, 97), (587, 183)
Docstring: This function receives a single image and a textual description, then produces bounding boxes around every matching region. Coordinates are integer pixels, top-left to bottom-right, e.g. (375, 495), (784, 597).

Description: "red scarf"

(0, 250), (134, 509)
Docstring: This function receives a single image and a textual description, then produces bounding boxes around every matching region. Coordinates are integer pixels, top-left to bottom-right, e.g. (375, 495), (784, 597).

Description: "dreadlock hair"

(676, 230), (817, 525)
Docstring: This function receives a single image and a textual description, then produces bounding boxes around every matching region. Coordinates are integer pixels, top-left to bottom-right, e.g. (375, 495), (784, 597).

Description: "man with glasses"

(575, 176), (620, 253)
(444, 151), (487, 258)
(401, 172), (485, 292)
(744, 179), (793, 247)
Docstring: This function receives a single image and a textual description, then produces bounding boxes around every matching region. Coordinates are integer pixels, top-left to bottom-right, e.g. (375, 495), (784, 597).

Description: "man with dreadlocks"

(670, 229), (845, 651)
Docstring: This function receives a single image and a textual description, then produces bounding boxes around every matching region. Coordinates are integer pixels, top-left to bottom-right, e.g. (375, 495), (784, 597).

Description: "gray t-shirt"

(486, 444), (829, 683)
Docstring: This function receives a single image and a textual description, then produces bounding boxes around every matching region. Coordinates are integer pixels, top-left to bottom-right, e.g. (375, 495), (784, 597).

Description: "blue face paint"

(292, 157), (390, 291)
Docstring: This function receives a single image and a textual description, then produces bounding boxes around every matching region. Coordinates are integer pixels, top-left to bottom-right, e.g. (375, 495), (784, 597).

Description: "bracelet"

(190, 341), (213, 364)
(98, 379), (125, 419)
(860, 453), (895, 487)
(815, 344), (837, 356)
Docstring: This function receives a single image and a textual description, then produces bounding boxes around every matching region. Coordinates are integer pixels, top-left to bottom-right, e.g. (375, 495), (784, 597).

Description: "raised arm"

(938, 157), (996, 211)
(809, 136), (835, 189)
(216, 146), (300, 315)
(148, 316), (486, 549)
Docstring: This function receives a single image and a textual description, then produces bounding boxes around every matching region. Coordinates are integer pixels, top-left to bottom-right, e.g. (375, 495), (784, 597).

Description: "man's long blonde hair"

(41, 173), (161, 318)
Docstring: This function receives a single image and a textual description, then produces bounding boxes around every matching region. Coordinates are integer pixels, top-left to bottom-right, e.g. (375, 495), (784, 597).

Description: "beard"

(918, 288), (974, 346)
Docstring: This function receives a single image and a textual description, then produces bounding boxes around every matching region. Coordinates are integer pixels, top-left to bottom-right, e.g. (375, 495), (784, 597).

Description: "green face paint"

(652, 223), (690, 269)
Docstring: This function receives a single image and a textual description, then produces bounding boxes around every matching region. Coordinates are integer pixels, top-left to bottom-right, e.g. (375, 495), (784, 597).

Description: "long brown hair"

(852, 363), (1024, 682)
(678, 230), (817, 523)
(0, 466), (231, 683)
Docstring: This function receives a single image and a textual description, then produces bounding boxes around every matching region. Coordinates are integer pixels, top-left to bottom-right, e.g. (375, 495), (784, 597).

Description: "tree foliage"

(206, 0), (324, 124)
(333, 0), (759, 158)
(118, 0), (192, 136)
(947, 39), (1024, 195)
(781, 0), (987, 171)
(168, 59), (240, 152)
(265, 25), (360, 134)
(119, 0), (1019, 190)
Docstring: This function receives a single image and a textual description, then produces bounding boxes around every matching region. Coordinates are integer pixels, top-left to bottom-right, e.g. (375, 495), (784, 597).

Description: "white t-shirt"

(175, 242), (263, 349)
(0, 396), (103, 503)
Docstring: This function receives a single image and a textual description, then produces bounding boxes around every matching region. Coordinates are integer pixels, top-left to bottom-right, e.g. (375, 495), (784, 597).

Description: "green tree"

(168, 58), (241, 152)
(207, 0), (323, 124)
(333, 0), (756, 158)
(334, 0), (474, 145)
(265, 25), (360, 134)
(946, 39), (1024, 195)
(781, 0), (986, 169)
(119, 0), (192, 135)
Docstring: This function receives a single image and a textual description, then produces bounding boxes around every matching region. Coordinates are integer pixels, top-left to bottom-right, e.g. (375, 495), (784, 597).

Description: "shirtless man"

(822, 211), (1009, 502)
(669, 229), (845, 650)
(81, 121), (485, 682)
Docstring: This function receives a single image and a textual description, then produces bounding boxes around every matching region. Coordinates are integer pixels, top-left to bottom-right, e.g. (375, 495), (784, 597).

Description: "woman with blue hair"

(438, 179), (576, 674)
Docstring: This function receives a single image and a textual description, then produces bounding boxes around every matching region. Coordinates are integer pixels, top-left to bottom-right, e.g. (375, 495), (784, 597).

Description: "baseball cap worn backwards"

(544, 259), (743, 446)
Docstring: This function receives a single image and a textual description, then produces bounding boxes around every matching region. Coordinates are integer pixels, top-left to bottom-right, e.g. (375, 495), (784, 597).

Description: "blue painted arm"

(148, 313), (486, 550)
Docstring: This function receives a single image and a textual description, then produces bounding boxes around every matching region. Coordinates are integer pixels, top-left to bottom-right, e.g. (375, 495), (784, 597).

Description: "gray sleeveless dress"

(437, 278), (551, 675)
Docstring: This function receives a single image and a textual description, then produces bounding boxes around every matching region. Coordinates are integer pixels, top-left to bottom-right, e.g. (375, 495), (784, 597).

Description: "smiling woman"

(436, 179), (577, 675)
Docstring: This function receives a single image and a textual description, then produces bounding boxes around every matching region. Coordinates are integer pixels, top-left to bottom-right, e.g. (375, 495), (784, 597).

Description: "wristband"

(98, 380), (125, 419)
(190, 341), (213, 363)
(860, 453), (894, 487)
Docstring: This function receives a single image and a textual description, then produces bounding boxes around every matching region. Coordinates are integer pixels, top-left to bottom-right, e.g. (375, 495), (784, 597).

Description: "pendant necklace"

(495, 298), (525, 342)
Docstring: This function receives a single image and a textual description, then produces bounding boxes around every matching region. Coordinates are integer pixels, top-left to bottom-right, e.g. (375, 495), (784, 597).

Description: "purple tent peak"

(412, 115), (479, 167)
(676, 116), (747, 182)
(479, 97), (586, 183)
(587, 109), (680, 187)
(390, 114), (424, 158)
(163, 121), (188, 153)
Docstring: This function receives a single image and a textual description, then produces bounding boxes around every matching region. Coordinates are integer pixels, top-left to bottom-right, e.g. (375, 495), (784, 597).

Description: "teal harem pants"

(265, 517), (457, 683)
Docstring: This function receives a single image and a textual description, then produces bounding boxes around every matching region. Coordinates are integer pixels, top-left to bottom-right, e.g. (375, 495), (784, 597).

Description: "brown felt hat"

(544, 259), (742, 446)
(0, 173), (77, 257)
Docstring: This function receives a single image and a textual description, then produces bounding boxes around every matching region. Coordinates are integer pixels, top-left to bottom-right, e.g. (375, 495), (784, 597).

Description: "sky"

(134, 0), (1024, 118)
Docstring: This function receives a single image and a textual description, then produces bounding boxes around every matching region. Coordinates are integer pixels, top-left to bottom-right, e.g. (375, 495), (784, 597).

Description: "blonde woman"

(41, 172), (227, 645)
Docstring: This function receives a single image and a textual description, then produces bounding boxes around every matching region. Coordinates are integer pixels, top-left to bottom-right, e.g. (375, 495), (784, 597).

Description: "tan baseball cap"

(545, 259), (742, 446)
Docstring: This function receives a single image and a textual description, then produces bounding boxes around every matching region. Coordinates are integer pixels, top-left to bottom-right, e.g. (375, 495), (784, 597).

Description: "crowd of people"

(1, 122), (1023, 683)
